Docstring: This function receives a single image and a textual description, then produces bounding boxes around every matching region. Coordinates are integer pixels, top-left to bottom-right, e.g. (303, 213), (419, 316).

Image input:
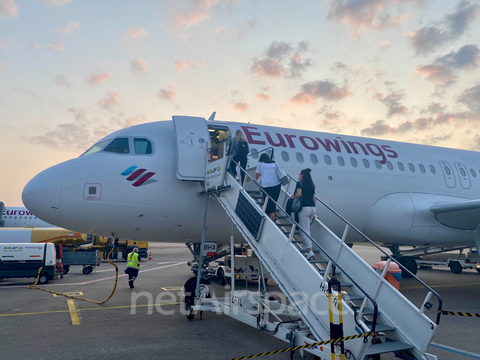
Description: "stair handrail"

(284, 172), (443, 325)
(228, 158), (379, 333)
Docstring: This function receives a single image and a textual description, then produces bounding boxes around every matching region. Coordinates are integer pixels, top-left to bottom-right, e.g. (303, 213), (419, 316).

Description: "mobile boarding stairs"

(190, 147), (442, 360)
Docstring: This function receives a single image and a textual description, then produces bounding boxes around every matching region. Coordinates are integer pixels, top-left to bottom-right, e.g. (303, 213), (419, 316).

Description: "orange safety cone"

(148, 251), (152, 260)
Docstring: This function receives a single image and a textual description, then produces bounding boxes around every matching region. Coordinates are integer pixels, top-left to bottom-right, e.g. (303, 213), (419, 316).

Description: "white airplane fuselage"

(1, 207), (56, 228)
(22, 119), (480, 248)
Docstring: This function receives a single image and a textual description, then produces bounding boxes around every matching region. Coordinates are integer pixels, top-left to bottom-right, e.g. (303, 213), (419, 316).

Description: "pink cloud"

(327, 0), (407, 38)
(98, 92), (120, 109)
(85, 72), (113, 85)
(374, 39), (390, 49)
(127, 26), (148, 39)
(0, 0), (18, 18)
(158, 88), (177, 100)
(167, 0), (219, 38)
(257, 93), (271, 101)
(130, 58), (148, 74)
(250, 58), (285, 78)
(54, 75), (72, 88)
(174, 58), (205, 72)
(290, 81), (350, 104)
(0, 42), (7, 49)
(49, 42), (64, 52)
(233, 102), (250, 112)
(416, 64), (456, 85)
(56, 21), (79, 35)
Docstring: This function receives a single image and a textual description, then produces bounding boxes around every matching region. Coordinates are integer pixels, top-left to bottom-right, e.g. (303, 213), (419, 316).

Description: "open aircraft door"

(0, 202), (4, 227)
(172, 116), (210, 181)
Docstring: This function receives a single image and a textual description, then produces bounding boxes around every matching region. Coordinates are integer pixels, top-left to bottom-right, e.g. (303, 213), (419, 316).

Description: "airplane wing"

(430, 200), (480, 230)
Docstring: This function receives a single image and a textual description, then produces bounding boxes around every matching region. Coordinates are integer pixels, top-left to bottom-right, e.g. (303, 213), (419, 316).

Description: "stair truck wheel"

(183, 277), (212, 321)
(398, 256), (418, 277)
(449, 261), (463, 274)
(217, 268), (226, 286)
(38, 273), (49, 284)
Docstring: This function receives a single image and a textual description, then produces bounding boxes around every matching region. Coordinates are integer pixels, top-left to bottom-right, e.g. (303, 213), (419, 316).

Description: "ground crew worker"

(126, 248), (140, 288)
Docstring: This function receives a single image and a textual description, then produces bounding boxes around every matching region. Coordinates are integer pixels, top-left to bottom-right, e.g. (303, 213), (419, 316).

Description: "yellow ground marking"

(67, 300), (81, 325)
(401, 282), (480, 290)
(53, 292), (83, 298)
(161, 287), (183, 291)
(0, 302), (181, 318)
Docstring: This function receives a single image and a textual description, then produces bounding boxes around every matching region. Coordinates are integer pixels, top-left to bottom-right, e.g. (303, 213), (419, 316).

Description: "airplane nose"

(22, 167), (62, 226)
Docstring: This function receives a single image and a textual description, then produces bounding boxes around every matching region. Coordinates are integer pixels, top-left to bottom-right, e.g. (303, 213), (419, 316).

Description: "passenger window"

(363, 159), (370, 168)
(374, 160), (382, 169)
(398, 162), (404, 171)
(408, 163), (415, 172)
(444, 166), (451, 175)
(281, 151), (289, 162)
(429, 165), (436, 174)
(470, 169), (477, 177)
(310, 154), (318, 164)
(337, 156), (345, 166)
(134, 139), (152, 154)
(459, 168), (467, 177)
(419, 164), (426, 173)
(386, 161), (393, 170)
(296, 152), (304, 163)
(103, 138), (130, 154)
(251, 148), (259, 159)
(324, 155), (332, 165)
(350, 158), (357, 167)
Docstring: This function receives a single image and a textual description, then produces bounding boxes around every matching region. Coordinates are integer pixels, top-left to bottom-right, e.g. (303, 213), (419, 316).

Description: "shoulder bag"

(275, 163), (289, 185)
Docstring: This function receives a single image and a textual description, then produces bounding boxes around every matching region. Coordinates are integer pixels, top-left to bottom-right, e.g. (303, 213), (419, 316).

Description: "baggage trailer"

(61, 248), (100, 275)
(0, 243), (57, 284)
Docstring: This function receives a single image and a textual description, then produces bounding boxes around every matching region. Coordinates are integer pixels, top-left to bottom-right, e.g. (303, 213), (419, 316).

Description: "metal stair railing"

(224, 159), (380, 334)
(283, 173), (443, 325)
(278, 172), (442, 358)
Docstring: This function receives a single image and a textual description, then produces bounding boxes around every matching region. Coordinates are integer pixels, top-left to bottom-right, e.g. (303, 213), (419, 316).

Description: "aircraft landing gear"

(398, 256), (418, 277)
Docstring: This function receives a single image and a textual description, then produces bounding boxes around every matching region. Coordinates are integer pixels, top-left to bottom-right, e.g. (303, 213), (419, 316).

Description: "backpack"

(236, 139), (249, 156)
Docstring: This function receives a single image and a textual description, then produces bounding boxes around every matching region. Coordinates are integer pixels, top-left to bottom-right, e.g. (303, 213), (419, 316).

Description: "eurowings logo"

(121, 166), (157, 187)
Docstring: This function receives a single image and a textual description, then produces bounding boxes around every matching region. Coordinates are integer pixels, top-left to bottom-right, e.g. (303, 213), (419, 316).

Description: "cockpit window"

(134, 138), (152, 154)
(81, 139), (111, 157)
(103, 138), (130, 154)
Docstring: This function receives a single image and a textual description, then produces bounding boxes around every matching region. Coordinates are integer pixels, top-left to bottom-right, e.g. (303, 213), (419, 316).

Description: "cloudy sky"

(1, 0), (480, 205)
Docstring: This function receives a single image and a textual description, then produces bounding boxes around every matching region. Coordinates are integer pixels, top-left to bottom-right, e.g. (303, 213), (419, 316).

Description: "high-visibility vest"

(127, 252), (140, 269)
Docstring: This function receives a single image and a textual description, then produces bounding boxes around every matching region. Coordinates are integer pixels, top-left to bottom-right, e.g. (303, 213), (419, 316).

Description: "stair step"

(351, 306), (376, 315)
(365, 321), (396, 332)
(342, 294), (364, 301)
(309, 259), (328, 264)
(365, 340), (414, 356)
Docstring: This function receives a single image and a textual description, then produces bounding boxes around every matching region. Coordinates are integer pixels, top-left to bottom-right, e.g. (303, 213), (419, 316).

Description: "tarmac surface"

(1, 242), (479, 360)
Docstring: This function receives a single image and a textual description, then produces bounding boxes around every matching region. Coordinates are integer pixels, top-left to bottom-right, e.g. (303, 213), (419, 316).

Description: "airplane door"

(0, 202), (4, 227)
(172, 116), (210, 181)
(454, 162), (471, 189)
(439, 160), (456, 188)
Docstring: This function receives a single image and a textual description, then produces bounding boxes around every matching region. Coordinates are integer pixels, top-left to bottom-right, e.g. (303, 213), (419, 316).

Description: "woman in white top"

(255, 153), (281, 222)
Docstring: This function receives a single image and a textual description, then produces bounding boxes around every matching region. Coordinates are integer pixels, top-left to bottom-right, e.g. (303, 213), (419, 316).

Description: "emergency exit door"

(172, 116), (210, 181)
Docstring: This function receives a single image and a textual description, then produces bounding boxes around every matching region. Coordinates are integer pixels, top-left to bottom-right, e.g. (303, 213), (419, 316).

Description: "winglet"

(208, 112), (216, 121)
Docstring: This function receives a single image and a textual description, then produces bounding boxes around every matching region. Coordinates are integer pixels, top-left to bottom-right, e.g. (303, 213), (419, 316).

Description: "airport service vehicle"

(0, 243), (57, 284)
(27, 113), (480, 359)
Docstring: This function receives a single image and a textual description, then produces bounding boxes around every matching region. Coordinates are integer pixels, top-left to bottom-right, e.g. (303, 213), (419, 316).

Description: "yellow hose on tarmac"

(27, 248), (119, 305)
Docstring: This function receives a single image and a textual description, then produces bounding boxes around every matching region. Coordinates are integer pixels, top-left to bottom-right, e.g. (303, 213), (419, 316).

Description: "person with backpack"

(229, 129), (249, 184)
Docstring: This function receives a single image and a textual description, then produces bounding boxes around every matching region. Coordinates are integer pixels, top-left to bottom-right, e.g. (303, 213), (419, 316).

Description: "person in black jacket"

(229, 129), (249, 184)
(290, 168), (316, 260)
